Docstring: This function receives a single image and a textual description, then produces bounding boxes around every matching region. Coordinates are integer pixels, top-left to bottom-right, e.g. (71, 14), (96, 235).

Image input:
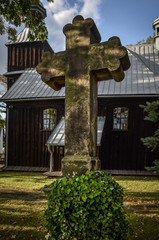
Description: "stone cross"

(37, 15), (130, 177)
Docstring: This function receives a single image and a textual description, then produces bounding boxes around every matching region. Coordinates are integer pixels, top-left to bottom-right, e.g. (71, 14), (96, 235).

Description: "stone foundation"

(62, 155), (101, 177)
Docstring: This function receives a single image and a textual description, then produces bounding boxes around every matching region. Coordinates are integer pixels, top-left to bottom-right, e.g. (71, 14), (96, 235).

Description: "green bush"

(44, 171), (128, 240)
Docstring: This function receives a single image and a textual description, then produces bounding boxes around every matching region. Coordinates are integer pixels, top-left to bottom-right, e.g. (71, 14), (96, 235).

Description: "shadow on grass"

(115, 176), (159, 182)
(0, 193), (48, 240)
(0, 224), (47, 240)
(0, 189), (46, 201)
(125, 191), (159, 201)
(128, 213), (159, 240)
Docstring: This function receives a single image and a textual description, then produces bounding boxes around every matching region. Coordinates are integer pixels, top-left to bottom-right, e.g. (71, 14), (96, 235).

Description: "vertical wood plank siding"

(6, 97), (158, 171)
(12, 47), (15, 67)
(7, 41), (52, 72)
(99, 98), (158, 171)
(7, 100), (64, 167)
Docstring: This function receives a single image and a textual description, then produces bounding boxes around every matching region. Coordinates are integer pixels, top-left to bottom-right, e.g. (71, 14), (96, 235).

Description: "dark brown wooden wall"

(6, 97), (159, 171)
(7, 41), (53, 72)
(7, 75), (20, 90)
(99, 97), (159, 171)
(8, 42), (43, 72)
(6, 40), (53, 93)
(7, 100), (64, 167)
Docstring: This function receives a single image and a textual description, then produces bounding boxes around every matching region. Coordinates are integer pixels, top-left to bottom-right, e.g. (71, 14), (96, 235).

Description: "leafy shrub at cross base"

(44, 171), (129, 240)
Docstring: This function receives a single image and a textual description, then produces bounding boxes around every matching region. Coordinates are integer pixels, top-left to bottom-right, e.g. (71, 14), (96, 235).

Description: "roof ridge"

(127, 48), (155, 74)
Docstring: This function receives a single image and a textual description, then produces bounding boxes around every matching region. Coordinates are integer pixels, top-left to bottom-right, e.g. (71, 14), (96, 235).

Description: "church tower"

(152, 16), (159, 50)
(4, 1), (53, 90)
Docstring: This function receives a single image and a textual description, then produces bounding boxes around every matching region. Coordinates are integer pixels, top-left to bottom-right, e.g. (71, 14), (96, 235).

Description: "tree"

(0, 0), (53, 42)
(135, 35), (154, 45)
(145, 35), (154, 44)
(127, 35), (154, 46)
(140, 101), (159, 174)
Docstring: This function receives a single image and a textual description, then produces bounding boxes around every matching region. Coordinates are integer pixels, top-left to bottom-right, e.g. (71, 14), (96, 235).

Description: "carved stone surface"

(37, 15), (130, 177)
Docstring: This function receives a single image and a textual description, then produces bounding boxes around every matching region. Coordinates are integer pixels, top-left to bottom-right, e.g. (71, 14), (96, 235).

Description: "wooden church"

(1, 3), (159, 174)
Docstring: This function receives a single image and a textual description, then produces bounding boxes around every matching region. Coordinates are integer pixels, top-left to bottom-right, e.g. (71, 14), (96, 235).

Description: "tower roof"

(152, 16), (159, 29)
(5, 28), (39, 45)
(31, 1), (46, 19)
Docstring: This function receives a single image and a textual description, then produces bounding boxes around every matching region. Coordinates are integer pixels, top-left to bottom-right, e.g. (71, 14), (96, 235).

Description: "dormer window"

(113, 107), (129, 130)
(43, 108), (57, 130)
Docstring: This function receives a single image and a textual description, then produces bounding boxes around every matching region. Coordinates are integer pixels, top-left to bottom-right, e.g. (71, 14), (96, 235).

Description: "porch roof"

(1, 44), (159, 102)
(46, 116), (106, 146)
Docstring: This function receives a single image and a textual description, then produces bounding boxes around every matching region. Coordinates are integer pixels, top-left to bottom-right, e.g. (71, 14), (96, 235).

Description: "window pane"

(113, 107), (128, 130)
(113, 118), (120, 129)
(43, 108), (57, 130)
(121, 119), (128, 130)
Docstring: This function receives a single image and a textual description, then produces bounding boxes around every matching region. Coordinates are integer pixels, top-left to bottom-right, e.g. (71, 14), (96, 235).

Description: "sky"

(0, 0), (159, 76)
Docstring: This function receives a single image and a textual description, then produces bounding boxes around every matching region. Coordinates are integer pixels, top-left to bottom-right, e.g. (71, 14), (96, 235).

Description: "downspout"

(47, 144), (53, 172)
(5, 107), (9, 168)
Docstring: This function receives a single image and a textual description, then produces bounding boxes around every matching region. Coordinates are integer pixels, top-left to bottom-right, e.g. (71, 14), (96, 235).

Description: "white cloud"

(43, 0), (79, 52)
(79, 0), (102, 20)
(0, 0), (102, 74)
(54, 7), (78, 27)
(0, 34), (8, 74)
(43, 0), (102, 52)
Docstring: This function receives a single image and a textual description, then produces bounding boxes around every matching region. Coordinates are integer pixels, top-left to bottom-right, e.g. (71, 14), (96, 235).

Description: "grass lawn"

(0, 171), (159, 240)
(115, 176), (159, 240)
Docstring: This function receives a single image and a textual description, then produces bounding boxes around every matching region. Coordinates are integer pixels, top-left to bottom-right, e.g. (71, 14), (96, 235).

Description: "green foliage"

(145, 160), (159, 174)
(127, 35), (154, 46)
(140, 101), (159, 173)
(135, 36), (154, 45)
(145, 35), (154, 44)
(0, 0), (54, 42)
(140, 101), (159, 123)
(0, 116), (5, 128)
(44, 171), (128, 240)
(0, 102), (6, 128)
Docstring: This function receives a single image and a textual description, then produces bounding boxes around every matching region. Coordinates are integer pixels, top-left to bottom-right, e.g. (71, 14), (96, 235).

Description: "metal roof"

(6, 28), (39, 45)
(4, 70), (25, 76)
(2, 68), (65, 101)
(1, 44), (159, 101)
(46, 116), (106, 146)
(98, 46), (159, 96)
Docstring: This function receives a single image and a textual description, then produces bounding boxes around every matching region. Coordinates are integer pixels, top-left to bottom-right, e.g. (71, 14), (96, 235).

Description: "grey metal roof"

(4, 70), (25, 76)
(98, 46), (159, 96)
(2, 68), (65, 101)
(128, 44), (159, 76)
(1, 44), (159, 101)
(46, 116), (106, 146)
(6, 28), (39, 45)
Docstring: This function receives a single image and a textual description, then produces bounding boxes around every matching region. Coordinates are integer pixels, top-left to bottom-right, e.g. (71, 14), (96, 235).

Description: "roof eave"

(1, 94), (159, 103)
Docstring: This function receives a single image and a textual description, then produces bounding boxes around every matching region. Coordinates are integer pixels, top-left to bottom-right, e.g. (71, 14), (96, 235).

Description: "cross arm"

(36, 51), (66, 91)
(89, 36), (130, 82)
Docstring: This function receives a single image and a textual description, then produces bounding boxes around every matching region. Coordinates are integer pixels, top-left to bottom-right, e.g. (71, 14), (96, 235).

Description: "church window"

(43, 108), (57, 130)
(113, 107), (129, 130)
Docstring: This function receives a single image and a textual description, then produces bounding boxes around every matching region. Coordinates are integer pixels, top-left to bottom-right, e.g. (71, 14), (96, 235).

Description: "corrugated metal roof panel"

(128, 44), (159, 76)
(1, 45), (159, 101)
(47, 117), (65, 146)
(47, 116), (106, 146)
(1, 68), (65, 100)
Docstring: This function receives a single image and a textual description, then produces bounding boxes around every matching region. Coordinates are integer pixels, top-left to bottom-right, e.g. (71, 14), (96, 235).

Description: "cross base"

(62, 155), (101, 178)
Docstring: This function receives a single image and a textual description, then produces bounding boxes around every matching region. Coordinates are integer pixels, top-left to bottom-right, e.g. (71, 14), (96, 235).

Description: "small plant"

(44, 171), (128, 240)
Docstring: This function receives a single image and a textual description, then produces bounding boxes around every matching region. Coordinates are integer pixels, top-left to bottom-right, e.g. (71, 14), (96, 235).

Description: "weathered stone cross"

(37, 15), (130, 177)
